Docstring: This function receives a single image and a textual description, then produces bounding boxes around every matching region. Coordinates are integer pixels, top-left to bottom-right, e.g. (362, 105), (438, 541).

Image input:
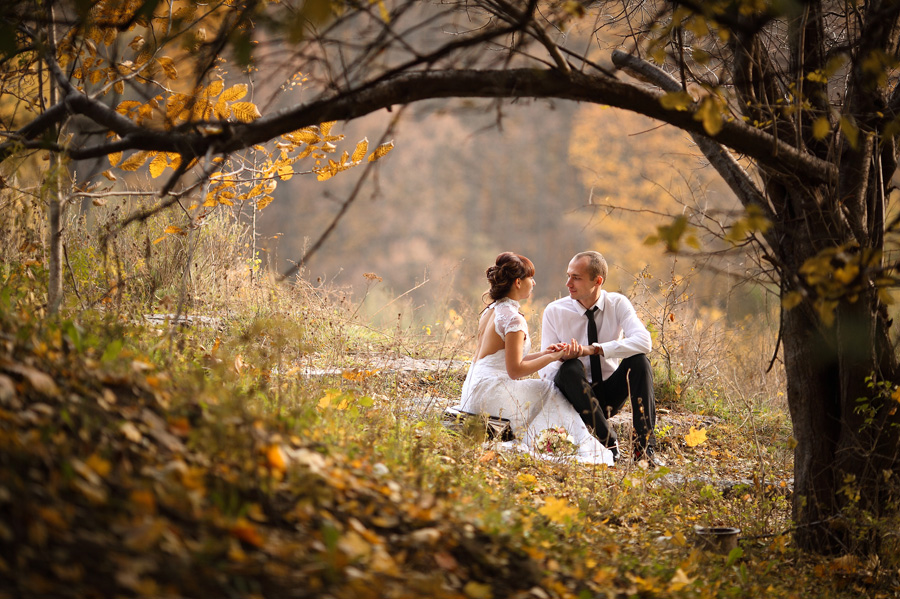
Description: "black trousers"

(554, 354), (656, 450)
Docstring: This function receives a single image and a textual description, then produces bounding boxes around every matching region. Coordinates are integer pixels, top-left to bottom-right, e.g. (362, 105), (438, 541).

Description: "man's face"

(566, 256), (603, 307)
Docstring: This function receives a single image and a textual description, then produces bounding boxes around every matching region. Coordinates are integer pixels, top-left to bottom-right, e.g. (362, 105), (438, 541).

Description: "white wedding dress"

(454, 297), (614, 465)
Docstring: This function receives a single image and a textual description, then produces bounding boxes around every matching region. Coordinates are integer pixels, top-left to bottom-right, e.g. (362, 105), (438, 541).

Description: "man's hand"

(560, 338), (581, 360)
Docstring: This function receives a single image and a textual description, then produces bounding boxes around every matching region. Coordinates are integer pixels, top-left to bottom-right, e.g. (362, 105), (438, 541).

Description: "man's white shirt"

(539, 291), (651, 384)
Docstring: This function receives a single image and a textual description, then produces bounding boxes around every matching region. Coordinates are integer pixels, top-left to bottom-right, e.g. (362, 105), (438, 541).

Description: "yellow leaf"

(368, 140), (394, 162)
(316, 166), (337, 181)
(812, 116), (831, 140)
(231, 101), (261, 122)
(157, 56), (177, 79)
(317, 389), (342, 410)
(276, 164), (294, 181)
(696, 96), (723, 135)
(166, 94), (188, 120)
(684, 426), (707, 448)
(538, 497), (579, 526)
(108, 151), (122, 167)
(284, 128), (320, 145)
(116, 100), (142, 115)
(781, 291), (803, 310)
(341, 368), (380, 381)
(685, 15), (709, 37)
(807, 70), (828, 84)
(85, 453), (111, 478)
(659, 91), (694, 111)
(320, 121), (336, 137)
(220, 83), (248, 102)
(840, 116), (859, 149)
(517, 473), (537, 486)
(164, 225), (185, 235)
(668, 567), (696, 592)
(255, 196), (274, 210)
(463, 581), (493, 599)
(649, 43), (667, 64)
(119, 151), (150, 171)
(351, 137), (368, 163)
(148, 153), (167, 178)
(207, 79), (224, 97)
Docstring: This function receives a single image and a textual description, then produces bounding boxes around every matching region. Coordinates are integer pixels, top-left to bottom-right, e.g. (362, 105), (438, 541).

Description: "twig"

(279, 108), (407, 281)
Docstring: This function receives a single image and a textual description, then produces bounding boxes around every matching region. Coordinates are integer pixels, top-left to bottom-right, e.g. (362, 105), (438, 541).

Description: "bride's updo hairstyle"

(486, 252), (535, 301)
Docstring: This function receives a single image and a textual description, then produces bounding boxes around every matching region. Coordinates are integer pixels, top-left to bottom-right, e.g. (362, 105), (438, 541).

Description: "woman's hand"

(544, 343), (567, 360)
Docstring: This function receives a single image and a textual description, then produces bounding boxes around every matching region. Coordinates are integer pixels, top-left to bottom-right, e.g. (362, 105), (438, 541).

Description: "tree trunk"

(778, 182), (900, 552)
(45, 2), (63, 315)
(47, 158), (63, 314)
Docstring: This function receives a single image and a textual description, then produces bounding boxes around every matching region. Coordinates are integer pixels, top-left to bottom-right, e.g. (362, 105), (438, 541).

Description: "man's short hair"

(574, 251), (608, 282)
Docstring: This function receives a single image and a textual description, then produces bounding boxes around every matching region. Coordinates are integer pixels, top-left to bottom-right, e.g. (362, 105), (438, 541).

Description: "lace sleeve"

(493, 301), (527, 340)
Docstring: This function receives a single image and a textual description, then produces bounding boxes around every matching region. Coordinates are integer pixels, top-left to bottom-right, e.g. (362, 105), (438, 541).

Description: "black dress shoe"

(634, 446), (665, 467)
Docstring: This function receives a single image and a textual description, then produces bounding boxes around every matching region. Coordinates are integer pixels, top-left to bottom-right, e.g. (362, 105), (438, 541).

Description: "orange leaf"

(479, 451), (497, 463)
(230, 519), (264, 547)
(266, 444), (287, 472)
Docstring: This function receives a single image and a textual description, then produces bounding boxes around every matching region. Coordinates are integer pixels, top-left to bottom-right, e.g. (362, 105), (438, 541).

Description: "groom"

(540, 251), (659, 465)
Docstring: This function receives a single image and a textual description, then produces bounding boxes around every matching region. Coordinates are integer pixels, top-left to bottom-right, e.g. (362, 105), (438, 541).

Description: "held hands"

(545, 343), (567, 360)
(546, 339), (582, 361)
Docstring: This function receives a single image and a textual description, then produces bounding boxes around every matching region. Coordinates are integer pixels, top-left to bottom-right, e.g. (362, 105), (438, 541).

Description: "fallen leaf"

(337, 530), (371, 560)
(266, 445), (287, 472)
(121, 421), (143, 442)
(2, 363), (59, 397)
(434, 550), (458, 570)
(230, 519), (264, 548)
(538, 497), (579, 526)
(684, 426), (707, 448)
(479, 451), (497, 464)
(668, 567), (696, 591)
(463, 581), (493, 599)
(85, 453), (112, 478)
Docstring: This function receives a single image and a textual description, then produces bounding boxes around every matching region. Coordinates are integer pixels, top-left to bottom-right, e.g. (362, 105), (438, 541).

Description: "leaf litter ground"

(0, 323), (897, 598)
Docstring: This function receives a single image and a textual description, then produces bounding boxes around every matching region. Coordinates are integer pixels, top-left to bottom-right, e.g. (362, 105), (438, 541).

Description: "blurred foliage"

(0, 252), (897, 598)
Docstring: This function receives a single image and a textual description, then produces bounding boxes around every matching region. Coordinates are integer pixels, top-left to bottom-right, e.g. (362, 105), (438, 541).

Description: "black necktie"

(585, 307), (602, 384)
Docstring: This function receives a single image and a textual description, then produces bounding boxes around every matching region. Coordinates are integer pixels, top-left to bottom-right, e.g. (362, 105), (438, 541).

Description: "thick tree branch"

(4, 65), (839, 189)
(227, 68), (838, 185)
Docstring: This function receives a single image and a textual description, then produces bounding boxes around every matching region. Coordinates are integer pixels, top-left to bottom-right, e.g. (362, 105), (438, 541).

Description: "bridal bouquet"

(536, 427), (577, 455)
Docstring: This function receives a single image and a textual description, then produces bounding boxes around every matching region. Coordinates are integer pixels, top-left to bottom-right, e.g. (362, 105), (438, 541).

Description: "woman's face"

(518, 276), (535, 298)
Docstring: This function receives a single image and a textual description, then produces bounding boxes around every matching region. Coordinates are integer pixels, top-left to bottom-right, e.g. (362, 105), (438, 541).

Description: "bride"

(454, 252), (614, 465)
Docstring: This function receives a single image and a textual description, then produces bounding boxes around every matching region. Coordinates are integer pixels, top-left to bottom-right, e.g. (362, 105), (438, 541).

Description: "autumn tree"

(4, 0), (900, 553)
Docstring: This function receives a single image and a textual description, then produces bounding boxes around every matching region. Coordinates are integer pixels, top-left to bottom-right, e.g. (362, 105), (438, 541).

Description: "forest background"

(8, 0), (900, 596)
(260, 99), (751, 328)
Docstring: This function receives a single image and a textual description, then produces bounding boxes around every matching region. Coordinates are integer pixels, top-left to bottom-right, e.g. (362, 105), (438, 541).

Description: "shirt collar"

(572, 290), (605, 312)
